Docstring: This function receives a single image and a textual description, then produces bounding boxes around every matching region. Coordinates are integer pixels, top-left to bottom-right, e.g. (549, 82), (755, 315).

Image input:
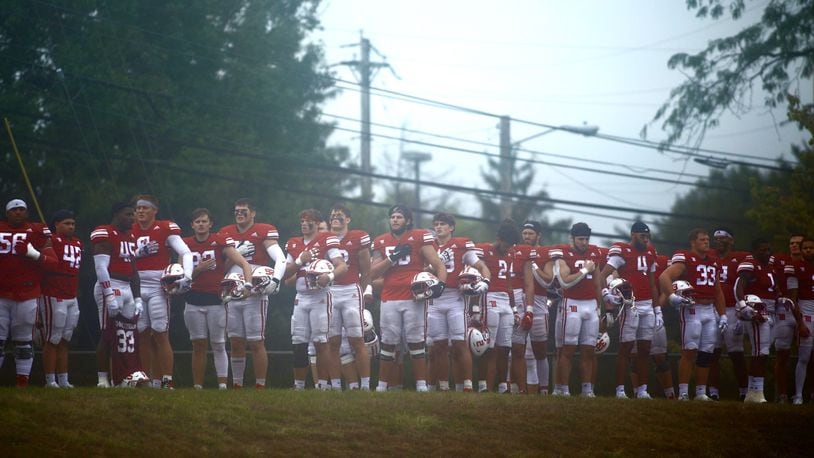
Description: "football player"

(91, 201), (140, 388)
(428, 212), (490, 392)
(130, 194), (193, 388)
(521, 220), (553, 395)
(658, 229), (726, 401)
(549, 222), (604, 397)
(709, 227), (749, 400)
(327, 203), (374, 390)
(0, 198), (57, 387)
(735, 237), (780, 403)
(370, 205), (447, 392)
(183, 208), (253, 389)
(787, 237), (814, 404)
(474, 219), (529, 393)
(219, 198), (286, 389)
(772, 233), (805, 403)
(284, 209), (348, 390)
(597, 221), (659, 399)
(39, 209), (82, 388)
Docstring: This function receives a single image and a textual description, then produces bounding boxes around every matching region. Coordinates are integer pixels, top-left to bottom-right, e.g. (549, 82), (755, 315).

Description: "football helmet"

(671, 280), (695, 298)
(160, 263), (186, 295)
(467, 327), (488, 357)
(120, 371), (149, 388)
(608, 277), (635, 306)
(251, 266), (276, 295)
(736, 294), (767, 321)
(220, 272), (246, 303)
(458, 266), (483, 295)
(362, 309), (375, 333)
(411, 271), (440, 300)
(595, 332), (611, 354)
(364, 329), (380, 357)
(305, 259), (334, 290)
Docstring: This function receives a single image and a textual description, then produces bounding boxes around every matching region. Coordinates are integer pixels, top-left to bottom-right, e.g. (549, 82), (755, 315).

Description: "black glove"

(388, 244), (412, 264)
(429, 281), (446, 299)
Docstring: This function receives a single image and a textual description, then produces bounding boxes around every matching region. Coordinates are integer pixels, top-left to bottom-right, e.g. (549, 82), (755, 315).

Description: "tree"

(645, 0), (814, 146)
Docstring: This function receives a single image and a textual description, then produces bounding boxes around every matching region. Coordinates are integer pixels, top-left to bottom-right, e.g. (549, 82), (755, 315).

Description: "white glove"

(604, 312), (615, 327)
(654, 306), (664, 330)
(134, 297), (144, 316)
(134, 241), (160, 258)
(471, 280), (490, 295)
(669, 293), (693, 307)
(266, 277), (281, 295)
(236, 241), (255, 258)
(718, 314), (728, 334)
(174, 276), (192, 294)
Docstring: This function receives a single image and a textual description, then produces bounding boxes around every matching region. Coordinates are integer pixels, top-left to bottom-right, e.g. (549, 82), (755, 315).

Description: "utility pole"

(402, 151), (432, 229)
(499, 116), (512, 221)
(338, 34), (394, 201)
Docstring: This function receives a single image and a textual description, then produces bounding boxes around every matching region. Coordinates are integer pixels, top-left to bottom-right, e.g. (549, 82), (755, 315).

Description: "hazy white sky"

(313, 0), (811, 237)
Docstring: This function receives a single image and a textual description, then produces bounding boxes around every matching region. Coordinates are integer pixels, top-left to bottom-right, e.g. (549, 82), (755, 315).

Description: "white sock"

(616, 384), (626, 394)
(754, 377), (764, 391)
(98, 371), (109, 384)
(318, 379), (329, 390)
(231, 357), (246, 385)
(377, 381), (388, 392)
(15, 345), (33, 376)
(709, 387), (719, 397)
(695, 384), (706, 396)
(294, 379), (306, 389)
(331, 378), (342, 390)
(463, 380), (473, 391)
(498, 382), (508, 393)
(45, 373), (56, 384)
(361, 377), (371, 390)
(439, 380), (450, 391)
(679, 383), (689, 396)
(348, 382), (360, 390)
(416, 380), (428, 391)
(57, 373), (70, 386)
(581, 382), (592, 395)
(256, 378), (266, 387)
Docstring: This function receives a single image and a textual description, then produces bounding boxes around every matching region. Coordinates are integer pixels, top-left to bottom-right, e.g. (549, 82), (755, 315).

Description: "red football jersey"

(475, 242), (523, 293)
(184, 233), (233, 296)
(606, 242), (657, 300)
(285, 232), (342, 280)
(670, 249), (719, 302)
(332, 229), (371, 286)
(0, 221), (52, 301)
(436, 236), (477, 288)
(104, 313), (143, 386)
(711, 249), (747, 307)
(219, 222), (279, 267)
(737, 255), (780, 300)
(549, 244), (605, 300)
(372, 229), (435, 301)
(654, 255), (669, 295)
(774, 253), (797, 296)
(131, 220), (183, 271)
(41, 235), (83, 299)
(90, 225), (136, 279)
(787, 260), (814, 301)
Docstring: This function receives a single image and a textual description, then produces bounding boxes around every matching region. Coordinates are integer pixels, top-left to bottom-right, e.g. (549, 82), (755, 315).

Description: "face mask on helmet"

(160, 263), (185, 294)
(121, 370), (150, 388)
(411, 271), (439, 300)
(671, 280), (695, 299)
(595, 332), (611, 354)
(458, 266), (483, 295)
(608, 278), (635, 304)
(305, 259), (334, 290)
(220, 272), (246, 303)
(251, 266), (275, 295)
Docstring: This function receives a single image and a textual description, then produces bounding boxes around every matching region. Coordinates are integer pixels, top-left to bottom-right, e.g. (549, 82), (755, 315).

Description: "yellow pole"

(4, 117), (46, 223)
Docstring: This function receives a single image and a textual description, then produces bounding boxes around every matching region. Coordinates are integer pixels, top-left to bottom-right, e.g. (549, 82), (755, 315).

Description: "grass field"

(3, 388), (814, 457)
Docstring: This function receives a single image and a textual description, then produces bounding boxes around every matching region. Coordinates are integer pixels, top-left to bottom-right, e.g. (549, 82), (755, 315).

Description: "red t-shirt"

(90, 225), (136, 280)
(131, 220), (183, 271)
(372, 229), (435, 301)
(333, 230), (371, 286)
(41, 235), (82, 299)
(0, 221), (52, 301)
(219, 223), (279, 267)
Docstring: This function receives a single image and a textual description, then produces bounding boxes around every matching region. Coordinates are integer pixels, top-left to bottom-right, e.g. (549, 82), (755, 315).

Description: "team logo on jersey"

(152, 226), (160, 231)
(210, 241), (218, 247)
(408, 236), (414, 241)
(251, 232), (258, 237)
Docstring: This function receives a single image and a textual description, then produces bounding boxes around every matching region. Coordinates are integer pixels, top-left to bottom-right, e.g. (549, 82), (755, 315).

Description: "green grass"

(3, 388), (814, 457)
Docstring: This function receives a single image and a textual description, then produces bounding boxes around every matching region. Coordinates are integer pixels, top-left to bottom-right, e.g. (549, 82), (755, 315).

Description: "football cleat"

(709, 393), (719, 401)
(45, 381), (60, 389)
(678, 393), (690, 401)
(410, 271), (441, 300)
(305, 259), (335, 290)
(160, 263), (187, 295)
(744, 390), (767, 403)
(615, 391), (629, 399)
(792, 395), (804, 405)
(637, 391), (652, 400)
(694, 394), (711, 402)
(581, 392), (596, 398)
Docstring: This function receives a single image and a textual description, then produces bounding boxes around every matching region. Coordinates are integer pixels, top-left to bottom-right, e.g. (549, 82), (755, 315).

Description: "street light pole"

(402, 151), (432, 228)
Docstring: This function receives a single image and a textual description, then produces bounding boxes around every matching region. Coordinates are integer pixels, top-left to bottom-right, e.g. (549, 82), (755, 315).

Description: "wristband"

(579, 267), (589, 276)
(512, 306), (518, 314)
(295, 257), (303, 267)
(525, 305), (533, 313)
(364, 284), (373, 296)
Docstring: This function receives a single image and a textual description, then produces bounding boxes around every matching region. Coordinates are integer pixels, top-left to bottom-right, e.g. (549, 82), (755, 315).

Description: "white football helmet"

(411, 271), (440, 300)
(120, 370), (149, 388)
(466, 327), (488, 357)
(671, 280), (695, 299)
(364, 329), (380, 357)
(160, 263), (186, 294)
(458, 266), (483, 295)
(305, 259), (334, 290)
(251, 266), (276, 295)
(737, 294), (767, 321)
(595, 332), (611, 354)
(220, 272), (246, 303)
(362, 309), (375, 333)
(608, 277), (635, 306)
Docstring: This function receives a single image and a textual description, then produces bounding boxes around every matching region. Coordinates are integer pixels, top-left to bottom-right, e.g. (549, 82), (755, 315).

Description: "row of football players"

(3, 194), (812, 400)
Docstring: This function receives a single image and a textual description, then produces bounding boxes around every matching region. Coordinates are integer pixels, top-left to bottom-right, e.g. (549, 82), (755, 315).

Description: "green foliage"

(647, 0), (814, 146)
